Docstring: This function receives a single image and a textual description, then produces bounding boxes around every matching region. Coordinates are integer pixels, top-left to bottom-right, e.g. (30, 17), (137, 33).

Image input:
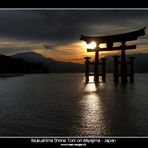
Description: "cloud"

(43, 44), (56, 50)
(0, 10), (148, 43)
(0, 10), (148, 63)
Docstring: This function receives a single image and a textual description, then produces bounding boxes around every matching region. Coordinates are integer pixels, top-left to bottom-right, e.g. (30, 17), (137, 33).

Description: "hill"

(0, 54), (49, 74)
(12, 52), (84, 73)
(10, 52), (148, 73)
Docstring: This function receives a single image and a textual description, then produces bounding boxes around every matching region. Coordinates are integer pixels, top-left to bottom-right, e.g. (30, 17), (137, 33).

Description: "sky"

(0, 9), (148, 63)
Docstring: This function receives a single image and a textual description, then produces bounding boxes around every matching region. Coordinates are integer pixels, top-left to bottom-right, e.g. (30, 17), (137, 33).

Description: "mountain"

(12, 52), (51, 63)
(11, 52), (148, 73)
(12, 52), (84, 73)
(0, 54), (49, 74)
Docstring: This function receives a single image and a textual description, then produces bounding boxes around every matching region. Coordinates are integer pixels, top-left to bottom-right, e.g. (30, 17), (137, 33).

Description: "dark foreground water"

(0, 73), (148, 136)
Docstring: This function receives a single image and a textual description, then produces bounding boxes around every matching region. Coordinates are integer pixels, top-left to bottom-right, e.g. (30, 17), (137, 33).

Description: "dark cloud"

(0, 10), (148, 44)
(43, 44), (56, 50)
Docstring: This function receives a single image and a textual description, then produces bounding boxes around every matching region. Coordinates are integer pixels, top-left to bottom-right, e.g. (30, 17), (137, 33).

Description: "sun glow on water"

(84, 83), (97, 92)
(80, 79), (106, 135)
(89, 76), (94, 83)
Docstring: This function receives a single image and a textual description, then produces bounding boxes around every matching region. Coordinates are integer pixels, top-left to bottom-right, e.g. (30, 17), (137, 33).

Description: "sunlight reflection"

(98, 82), (105, 90)
(84, 83), (97, 92)
(79, 83), (106, 136)
(84, 76), (105, 92)
(89, 76), (94, 83)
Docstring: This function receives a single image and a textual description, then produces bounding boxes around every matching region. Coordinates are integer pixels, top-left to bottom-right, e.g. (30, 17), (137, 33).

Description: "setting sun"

(86, 41), (97, 49)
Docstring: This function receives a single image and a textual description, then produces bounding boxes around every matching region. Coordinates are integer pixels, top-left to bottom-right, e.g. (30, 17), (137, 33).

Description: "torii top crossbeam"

(80, 27), (146, 52)
(80, 27), (146, 44)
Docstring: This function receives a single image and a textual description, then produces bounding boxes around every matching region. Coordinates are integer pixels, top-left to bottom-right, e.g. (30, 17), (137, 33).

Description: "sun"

(86, 41), (97, 49)
(84, 42), (107, 49)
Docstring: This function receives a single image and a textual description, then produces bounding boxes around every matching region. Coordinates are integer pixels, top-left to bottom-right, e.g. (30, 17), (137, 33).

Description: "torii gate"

(80, 27), (146, 83)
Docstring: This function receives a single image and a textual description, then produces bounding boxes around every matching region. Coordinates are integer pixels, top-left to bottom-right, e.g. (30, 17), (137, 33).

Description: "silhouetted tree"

(0, 54), (49, 74)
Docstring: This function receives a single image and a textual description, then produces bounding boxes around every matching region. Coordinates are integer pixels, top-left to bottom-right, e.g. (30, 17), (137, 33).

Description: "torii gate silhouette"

(80, 27), (146, 83)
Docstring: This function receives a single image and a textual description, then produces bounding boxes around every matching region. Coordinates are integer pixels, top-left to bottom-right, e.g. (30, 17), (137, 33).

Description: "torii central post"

(80, 27), (146, 83)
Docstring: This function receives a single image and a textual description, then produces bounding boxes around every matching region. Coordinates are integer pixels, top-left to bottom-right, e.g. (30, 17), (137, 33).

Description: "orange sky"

(34, 41), (147, 64)
(0, 37), (147, 64)
(34, 41), (112, 64)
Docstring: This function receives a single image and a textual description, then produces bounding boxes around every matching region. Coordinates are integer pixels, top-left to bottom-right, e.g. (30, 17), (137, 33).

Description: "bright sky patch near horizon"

(0, 10), (148, 63)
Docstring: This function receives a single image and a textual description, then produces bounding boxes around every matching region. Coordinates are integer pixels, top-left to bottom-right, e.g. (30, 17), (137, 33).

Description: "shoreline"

(0, 74), (24, 77)
(0, 73), (147, 78)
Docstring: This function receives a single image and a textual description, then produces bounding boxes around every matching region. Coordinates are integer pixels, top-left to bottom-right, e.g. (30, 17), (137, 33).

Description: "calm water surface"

(0, 73), (148, 136)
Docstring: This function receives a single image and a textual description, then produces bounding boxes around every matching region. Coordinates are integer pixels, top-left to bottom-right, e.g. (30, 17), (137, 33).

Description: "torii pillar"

(120, 41), (128, 83)
(94, 50), (99, 83)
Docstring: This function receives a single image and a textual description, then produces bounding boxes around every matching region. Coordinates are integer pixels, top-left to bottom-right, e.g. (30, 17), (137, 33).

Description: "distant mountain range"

(0, 52), (148, 74)
(12, 52), (84, 73)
